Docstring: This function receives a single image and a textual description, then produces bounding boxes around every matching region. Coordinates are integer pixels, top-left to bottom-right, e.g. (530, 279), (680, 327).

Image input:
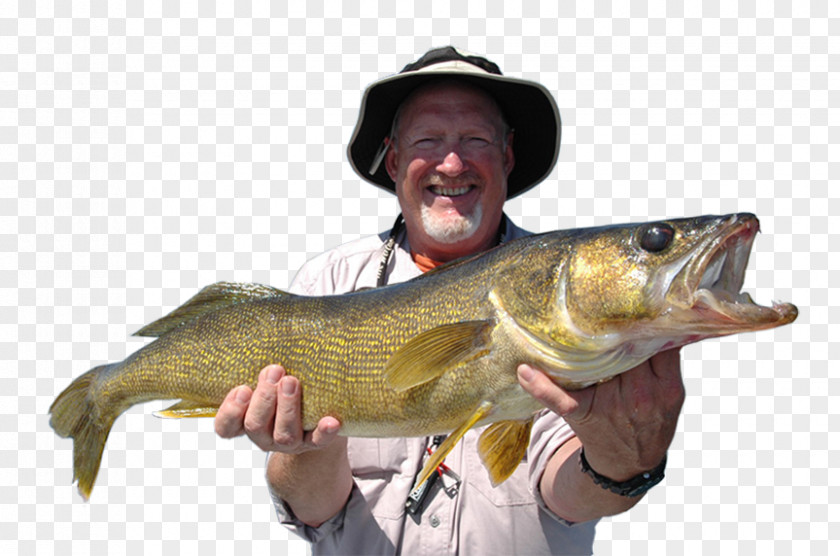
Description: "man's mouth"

(428, 185), (474, 197)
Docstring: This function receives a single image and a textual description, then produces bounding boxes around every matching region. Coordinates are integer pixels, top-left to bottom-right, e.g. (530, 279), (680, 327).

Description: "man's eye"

(466, 137), (491, 147)
(414, 138), (438, 149)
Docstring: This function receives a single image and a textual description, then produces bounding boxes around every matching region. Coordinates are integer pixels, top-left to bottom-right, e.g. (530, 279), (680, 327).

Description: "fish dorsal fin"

(383, 320), (494, 392)
(134, 282), (289, 337)
(478, 419), (533, 486)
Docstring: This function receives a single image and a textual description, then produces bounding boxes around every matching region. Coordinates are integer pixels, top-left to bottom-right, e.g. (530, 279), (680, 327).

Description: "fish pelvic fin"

(477, 419), (533, 486)
(134, 282), (290, 337)
(384, 320), (494, 392)
(413, 401), (494, 490)
(153, 400), (218, 419)
(49, 364), (120, 501)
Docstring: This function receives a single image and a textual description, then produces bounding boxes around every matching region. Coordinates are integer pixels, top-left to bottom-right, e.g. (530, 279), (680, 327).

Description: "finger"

(214, 385), (252, 438)
(517, 364), (584, 418)
(243, 365), (285, 448)
(308, 416), (342, 448)
(272, 375), (304, 448)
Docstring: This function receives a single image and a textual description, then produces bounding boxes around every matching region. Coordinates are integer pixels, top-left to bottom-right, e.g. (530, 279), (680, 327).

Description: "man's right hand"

(215, 364), (344, 453)
(215, 364), (352, 527)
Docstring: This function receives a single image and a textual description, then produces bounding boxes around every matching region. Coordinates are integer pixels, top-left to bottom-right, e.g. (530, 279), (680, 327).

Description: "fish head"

(562, 212), (798, 346)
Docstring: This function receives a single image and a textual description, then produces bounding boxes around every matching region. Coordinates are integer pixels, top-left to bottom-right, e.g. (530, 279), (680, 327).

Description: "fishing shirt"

(270, 216), (598, 555)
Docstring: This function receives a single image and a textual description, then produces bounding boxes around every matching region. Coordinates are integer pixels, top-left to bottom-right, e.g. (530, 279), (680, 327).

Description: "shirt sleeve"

(527, 409), (581, 526)
(269, 472), (361, 544)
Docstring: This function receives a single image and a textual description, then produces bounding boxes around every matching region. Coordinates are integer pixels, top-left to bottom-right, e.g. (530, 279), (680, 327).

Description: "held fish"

(49, 213), (797, 500)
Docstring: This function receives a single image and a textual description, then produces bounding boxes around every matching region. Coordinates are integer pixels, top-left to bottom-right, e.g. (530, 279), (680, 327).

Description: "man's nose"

(436, 151), (467, 176)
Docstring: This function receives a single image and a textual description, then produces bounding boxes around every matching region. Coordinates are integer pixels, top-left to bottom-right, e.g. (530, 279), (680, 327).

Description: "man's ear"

(384, 138), (397, 181)
(504, 130), (515, 177)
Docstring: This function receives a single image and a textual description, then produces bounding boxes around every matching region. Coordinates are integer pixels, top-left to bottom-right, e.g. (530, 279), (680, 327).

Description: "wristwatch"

(579, 448), (667, 498)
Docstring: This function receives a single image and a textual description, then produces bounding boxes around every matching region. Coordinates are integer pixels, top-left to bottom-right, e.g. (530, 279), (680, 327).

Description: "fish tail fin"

(49, 364), (119, 500)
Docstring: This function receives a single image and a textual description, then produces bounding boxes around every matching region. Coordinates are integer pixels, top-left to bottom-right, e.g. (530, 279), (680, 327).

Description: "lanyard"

(376, 214), (405, 288)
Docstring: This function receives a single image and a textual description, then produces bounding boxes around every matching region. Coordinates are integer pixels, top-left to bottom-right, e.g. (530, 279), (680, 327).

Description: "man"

(214, 47), (684, 554)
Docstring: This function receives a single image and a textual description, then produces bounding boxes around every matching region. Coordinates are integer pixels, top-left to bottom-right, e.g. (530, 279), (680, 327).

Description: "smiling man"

(214, 47), (684, 555)
(385, 80), (513, 262)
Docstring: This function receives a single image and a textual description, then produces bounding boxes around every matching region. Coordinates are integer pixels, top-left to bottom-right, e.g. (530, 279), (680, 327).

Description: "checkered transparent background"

(3, 1), (837, 555)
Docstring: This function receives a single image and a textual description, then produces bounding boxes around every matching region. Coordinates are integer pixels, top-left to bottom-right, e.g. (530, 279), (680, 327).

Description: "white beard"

(420, 204), (483, 244)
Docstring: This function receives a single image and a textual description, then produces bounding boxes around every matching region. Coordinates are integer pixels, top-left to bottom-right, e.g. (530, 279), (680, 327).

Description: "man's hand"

(215, 364), (343, 453)
(215, 364), (352, 527)
(518, 347), (684, 483)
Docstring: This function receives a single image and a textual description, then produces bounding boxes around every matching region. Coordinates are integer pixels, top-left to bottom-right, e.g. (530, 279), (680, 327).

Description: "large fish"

(50, 213), (797, 500)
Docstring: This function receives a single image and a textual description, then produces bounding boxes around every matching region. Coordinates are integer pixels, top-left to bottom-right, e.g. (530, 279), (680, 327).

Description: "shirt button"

(429, 515), (441, 528)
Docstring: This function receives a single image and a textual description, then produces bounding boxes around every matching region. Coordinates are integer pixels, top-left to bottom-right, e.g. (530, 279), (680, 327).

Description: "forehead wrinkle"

(390, 80), (509, 146)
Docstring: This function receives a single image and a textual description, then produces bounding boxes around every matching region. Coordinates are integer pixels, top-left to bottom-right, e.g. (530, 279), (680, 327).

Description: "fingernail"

(518, 365), (535, 383)
(281, 377), (296, 397)
(235, 387), (251, 404)
(266, 365), (282, 385)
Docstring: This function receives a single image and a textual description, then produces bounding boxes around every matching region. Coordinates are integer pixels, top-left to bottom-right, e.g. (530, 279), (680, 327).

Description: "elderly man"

(215, 47), (684, 554)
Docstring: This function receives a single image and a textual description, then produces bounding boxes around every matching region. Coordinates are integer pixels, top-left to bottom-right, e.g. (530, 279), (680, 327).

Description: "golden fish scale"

(93, 241), (540, 437)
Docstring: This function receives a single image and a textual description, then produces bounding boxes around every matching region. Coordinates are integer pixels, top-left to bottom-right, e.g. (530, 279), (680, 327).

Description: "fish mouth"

(671, 214), (797, 329)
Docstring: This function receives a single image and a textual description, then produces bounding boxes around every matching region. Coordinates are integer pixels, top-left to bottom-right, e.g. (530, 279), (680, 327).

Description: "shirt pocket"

(347, 437), (421, 520)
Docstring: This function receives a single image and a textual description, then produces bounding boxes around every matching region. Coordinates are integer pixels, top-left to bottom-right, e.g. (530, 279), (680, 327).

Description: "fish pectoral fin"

(413, 401), (494, 490)
(384, 320), (494, 392)
(134, 282), (291, 337)
(153, 400), (219, 419)
(478, 418), (533, 486)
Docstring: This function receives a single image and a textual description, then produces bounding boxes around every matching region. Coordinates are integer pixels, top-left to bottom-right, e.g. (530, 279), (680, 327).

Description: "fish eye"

(639, 223), (675, 253)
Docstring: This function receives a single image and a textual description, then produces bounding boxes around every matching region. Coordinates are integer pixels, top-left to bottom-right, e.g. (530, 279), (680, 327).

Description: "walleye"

(50, 214), (797, 500)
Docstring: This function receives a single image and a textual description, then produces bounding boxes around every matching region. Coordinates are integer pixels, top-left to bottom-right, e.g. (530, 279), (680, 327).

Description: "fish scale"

(49, 214), (796, 500)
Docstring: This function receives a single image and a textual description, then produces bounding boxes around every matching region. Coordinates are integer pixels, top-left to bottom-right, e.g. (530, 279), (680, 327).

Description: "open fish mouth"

(674, 214), (797, 328)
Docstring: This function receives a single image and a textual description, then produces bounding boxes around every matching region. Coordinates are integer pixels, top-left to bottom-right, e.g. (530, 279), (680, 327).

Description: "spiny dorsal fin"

(383, 320), (494, 392)
(478, 419), (533, 486)
(134, 281), (289, 337)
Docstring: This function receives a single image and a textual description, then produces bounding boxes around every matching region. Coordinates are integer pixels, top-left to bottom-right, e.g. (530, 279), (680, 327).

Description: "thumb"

(517, 364), (585, 418)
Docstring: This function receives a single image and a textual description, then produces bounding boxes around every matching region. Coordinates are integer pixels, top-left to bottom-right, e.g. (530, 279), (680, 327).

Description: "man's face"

(385, 81), (515, 261)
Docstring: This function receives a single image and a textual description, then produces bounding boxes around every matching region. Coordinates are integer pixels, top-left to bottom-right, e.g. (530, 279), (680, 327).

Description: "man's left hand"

(517, 347), (685, 481)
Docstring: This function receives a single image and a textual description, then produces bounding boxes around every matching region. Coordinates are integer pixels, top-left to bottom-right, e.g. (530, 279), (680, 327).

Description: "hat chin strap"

(368, 138), (390, 175)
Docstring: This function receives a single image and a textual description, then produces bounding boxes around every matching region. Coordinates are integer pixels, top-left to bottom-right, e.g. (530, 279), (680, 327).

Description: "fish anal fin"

(134, 282), (289, 337)
(384, 320), (494, 392)
(413, 401), (494, 490)
(153, 400), (218, 419)
(478, 419), (533, 486)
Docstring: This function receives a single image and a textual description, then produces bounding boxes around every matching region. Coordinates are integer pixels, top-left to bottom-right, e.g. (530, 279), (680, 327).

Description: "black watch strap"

(579, 448), (666, 498)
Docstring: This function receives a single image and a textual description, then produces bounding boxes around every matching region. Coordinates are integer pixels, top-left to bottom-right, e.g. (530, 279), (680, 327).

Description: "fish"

(49, 213), (797, 500)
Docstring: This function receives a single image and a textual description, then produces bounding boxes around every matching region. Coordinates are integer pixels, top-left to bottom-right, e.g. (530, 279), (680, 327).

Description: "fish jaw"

(664, 213), (798, 337)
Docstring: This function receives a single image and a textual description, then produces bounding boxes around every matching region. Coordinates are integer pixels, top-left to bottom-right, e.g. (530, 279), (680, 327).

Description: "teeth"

(431, 186), (471, 196)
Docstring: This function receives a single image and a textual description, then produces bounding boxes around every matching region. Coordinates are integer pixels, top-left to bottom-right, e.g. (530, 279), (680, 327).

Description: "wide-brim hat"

(347, 46), (562, 199)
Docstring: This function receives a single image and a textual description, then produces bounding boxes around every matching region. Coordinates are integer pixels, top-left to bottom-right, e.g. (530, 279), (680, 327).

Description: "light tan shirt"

(270, 218), (598, 555)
